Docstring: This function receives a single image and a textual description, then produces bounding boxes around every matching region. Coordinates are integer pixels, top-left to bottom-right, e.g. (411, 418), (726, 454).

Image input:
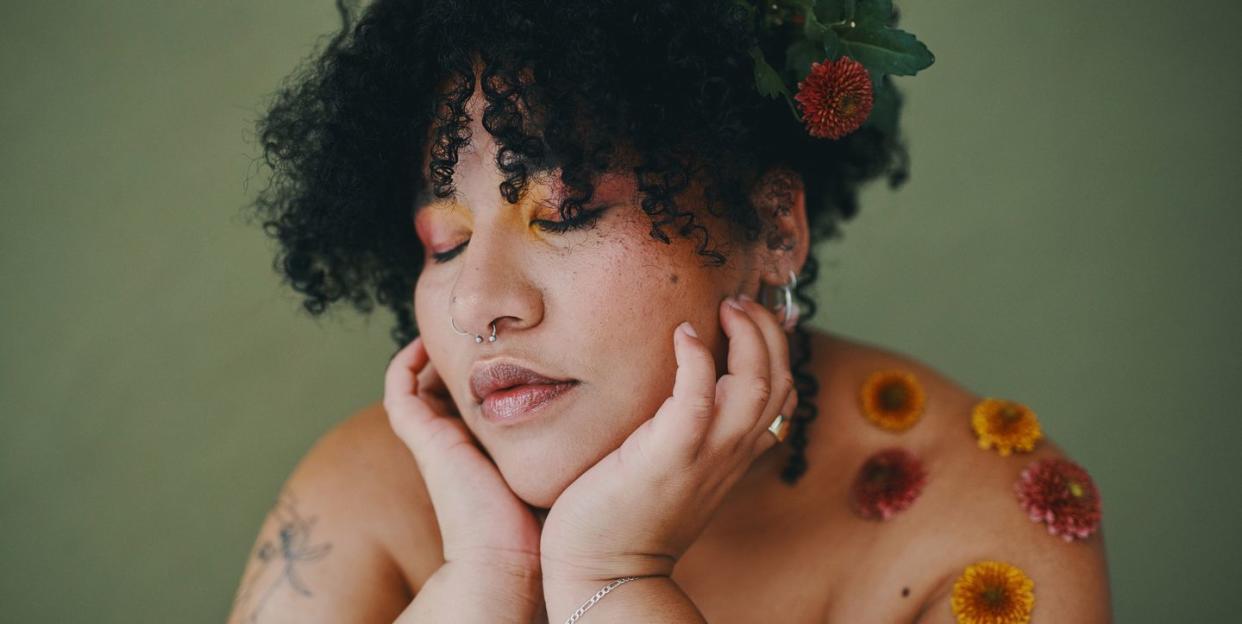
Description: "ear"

(748, 165), (810, 288)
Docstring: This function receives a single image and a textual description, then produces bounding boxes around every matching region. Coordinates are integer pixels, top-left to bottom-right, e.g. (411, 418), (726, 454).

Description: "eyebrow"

(412, 167), (567, 214)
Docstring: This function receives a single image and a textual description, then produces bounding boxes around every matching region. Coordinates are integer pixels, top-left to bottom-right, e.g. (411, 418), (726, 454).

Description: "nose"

(447, 212), (544, 342)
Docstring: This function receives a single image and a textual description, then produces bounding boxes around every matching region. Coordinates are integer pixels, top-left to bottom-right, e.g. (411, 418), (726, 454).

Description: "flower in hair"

(793, 56), (874, 139)
(970, 398), (1042, 456)
(1014, 458), (1102, 542)
(741, 0), (935, 140)
(859, 369), (926, 432)
(949, 560), (1035, 624)
(850, 447), (927, 520)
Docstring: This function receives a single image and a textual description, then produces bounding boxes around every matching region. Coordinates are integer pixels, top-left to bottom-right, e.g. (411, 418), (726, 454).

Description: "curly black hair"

(245, 0), (912, 485)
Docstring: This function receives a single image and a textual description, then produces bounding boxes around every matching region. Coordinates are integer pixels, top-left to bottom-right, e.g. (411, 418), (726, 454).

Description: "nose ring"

(451, 316), (497, 343)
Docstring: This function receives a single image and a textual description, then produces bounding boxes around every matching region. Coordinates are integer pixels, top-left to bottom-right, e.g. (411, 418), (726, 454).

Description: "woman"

(229, 1), (1112, 622)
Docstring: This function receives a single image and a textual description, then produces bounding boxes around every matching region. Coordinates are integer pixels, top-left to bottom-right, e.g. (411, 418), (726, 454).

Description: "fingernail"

(725, 296), (744, 311)
(738, 293), (753, 303)
(679, 321), (698, 338)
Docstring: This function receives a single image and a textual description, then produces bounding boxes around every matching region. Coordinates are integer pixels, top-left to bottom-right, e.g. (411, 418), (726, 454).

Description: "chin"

(496, 461), (573, 509)
(492, 445), (594, 509)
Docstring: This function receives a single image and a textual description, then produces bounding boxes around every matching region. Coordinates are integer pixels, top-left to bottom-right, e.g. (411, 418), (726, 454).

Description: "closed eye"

(429, 204), (612, 264)
(530, 203), (610, 233)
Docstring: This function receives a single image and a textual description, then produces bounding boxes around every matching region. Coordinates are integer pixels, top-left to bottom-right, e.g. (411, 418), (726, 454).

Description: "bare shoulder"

(805, 331), (1113, 623)
(226, 402), (442, 623)
(318, 401), (446, 588)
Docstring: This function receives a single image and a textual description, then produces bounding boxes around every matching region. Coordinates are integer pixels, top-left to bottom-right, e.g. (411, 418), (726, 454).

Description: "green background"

(3, 1), (1238, 621)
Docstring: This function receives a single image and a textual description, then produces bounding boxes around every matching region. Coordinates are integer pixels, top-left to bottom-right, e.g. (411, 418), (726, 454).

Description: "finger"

(649, 320), (717, 463)
(756, 384), (798, 454)
(734, 295), (796, 443)
(415, 353), (444, 395)
(779, 386), (798, 428)
(382, 342), (526, 557)
(383, 337), (435, 449)
(383, 337), (468, 460)
(383, 336), (428, 414)
(415, 354), (460, 417)
(705, 295), (771, 451)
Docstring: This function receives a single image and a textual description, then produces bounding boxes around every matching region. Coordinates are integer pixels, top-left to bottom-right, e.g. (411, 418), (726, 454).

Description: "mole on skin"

(670, 273), (679, 284)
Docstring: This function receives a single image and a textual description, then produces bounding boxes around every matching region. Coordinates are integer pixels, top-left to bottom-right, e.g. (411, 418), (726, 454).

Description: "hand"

(538, 295), (797, 582)
(383, 336), (544, 575)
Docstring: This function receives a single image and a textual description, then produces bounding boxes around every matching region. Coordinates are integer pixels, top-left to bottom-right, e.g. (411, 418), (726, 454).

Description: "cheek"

(412, 273), (435, 332)
(563, 233), (696, 338)
(566, 231), (720, 407)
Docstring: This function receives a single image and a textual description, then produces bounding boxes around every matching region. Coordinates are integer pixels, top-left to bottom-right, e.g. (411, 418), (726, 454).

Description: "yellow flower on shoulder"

(859, 369), (926, 432)
(970, 398), (1043, 456)
(950, 559), (1035, 624)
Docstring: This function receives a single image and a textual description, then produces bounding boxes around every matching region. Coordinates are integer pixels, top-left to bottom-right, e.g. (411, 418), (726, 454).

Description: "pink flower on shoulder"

(850, 447), (927, 521)
(1014, 457), (1102, 542)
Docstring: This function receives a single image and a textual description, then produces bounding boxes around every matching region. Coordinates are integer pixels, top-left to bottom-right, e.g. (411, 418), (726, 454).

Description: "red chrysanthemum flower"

(1014, 458), (1102, 542)
(850, 447), (928, 520)
(793, 55), (874, 140)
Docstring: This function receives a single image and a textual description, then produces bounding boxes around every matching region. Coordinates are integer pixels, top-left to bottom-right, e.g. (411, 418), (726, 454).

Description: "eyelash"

(429, 205), (610, 264)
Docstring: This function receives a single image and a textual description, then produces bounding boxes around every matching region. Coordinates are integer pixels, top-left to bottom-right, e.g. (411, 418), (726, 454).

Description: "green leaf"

(865, 75), (900, 136)
(837, 27), (934, 76)
(786, 38), (821, 80)
(749, 47), (792, 99)
(801, 3), (829, 41)
(854, 0), (893, 27)
(812, 0), (848, 23)
(821, 26), (844, 60)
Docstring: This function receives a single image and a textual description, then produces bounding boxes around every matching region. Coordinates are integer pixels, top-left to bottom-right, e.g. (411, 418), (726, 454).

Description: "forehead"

(412, 160), (567, 213)
(412, 72), (640, 212)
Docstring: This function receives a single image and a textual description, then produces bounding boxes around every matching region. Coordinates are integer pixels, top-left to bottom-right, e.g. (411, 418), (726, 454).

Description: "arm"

(224, 443), (411, 624)
(543, 575), (706, 623)
(225, 403), (548, 624)
(395, 559), (544, 624)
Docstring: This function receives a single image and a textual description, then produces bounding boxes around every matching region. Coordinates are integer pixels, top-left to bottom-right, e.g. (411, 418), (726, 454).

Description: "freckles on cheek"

(609, 247), (688, 318)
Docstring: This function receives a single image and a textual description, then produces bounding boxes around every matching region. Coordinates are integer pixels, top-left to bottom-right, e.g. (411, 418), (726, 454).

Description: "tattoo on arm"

(230, 488), (334, 623)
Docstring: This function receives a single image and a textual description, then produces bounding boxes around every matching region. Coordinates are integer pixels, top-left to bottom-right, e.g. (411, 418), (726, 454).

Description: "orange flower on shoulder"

(970, 398), (1043, 456)
(949, 560), (1036, 624)
(859, 369), (926, 432)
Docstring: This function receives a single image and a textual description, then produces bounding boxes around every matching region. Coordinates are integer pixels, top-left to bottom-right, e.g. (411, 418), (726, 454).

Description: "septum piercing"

(451, 315), (497, 343)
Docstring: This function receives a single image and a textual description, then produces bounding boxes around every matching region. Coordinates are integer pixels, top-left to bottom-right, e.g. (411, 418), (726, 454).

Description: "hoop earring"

(767, 269), (800, 332)
(451, 316), (497, 343)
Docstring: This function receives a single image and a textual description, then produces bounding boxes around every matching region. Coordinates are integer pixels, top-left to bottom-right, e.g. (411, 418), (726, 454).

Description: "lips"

(468, 360), (578, 423)
(480, 381), (578, 423)
(469, 360), (576, 404)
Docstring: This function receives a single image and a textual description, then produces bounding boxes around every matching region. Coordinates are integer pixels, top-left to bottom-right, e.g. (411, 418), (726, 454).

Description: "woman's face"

(412, 85), (796, 508)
